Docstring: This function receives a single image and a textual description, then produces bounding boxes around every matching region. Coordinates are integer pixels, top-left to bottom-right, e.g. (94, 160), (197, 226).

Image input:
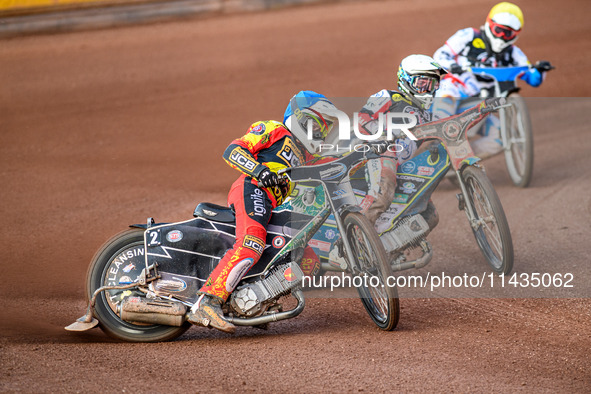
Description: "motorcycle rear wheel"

(345, 212), (399, 331)
(461, 166), (514, 275)
(86, 229), (190, 342)
(502, 94), (534, 188)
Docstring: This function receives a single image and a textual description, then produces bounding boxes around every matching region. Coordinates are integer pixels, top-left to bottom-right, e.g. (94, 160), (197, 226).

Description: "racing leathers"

(432, 27), (544, 158)
(198, 120), (306, 302)
(357, 89), (434, 225)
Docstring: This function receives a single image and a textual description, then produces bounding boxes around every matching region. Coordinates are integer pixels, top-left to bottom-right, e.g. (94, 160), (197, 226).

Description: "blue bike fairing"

(471, 66), (529, 82)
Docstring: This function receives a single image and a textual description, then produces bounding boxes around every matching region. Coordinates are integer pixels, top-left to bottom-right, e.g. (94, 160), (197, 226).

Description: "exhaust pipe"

(119, 297), (187, 327)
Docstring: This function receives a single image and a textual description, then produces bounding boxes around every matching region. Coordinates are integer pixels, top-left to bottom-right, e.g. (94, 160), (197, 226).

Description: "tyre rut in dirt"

(344, 212), (399, 331)
(86, 229), (190, 342)
(503, 94), (534, 188)
(461, 166), (514, 275)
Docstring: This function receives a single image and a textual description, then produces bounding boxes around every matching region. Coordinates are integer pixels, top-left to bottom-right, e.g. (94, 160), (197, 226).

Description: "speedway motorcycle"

(309, 97), (514, 278)
(66, 144), (399, 342)
(454, 61), (554, 187)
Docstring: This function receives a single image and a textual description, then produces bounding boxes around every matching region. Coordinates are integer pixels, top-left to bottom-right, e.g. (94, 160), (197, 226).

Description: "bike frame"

(411, 98), (504, 230)
(470, 66), (529, 158)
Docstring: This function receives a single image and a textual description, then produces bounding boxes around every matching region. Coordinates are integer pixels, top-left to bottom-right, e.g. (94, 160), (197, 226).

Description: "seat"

(193, 202), (236, 223)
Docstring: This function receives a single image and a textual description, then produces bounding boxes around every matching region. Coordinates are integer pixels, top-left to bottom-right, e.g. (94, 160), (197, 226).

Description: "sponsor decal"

(324, 229), (336, 240)
(250, 123), (266, 135)
(401, 182), (417, 194)
(129, 296), (141, 303)
(243, 235), (265, 255)
(443, 121), (461, 140)
(417, 166), (435, 176)
(398, 175), (426, 184)
(454, 146), (469, 159)
(399, 161), (416, 174)
(226, 258), (254, 292)
(250, 187), (267, 217)
(230, 148), (257, 172)
(308, 239), (331, 252)
(320, 163), (347, 180)
(106, 246), (145, 286)
(332, 188), (349, 200)
(473, 38), (486, 49)
(122, 263), (135, 273)
(119, 276), (133, 284)
(272, 236), (286, 248)
(284, 267), (295, 282)
(166, 230), (183, 243)
(202, 209), (217, 216)
(393, 193), (409, 203)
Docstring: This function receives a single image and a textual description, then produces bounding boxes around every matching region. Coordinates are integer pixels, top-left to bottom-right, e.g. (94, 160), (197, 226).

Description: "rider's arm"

(511, 46), (544, 87)
(433, 28), (475, 69)
(222, 121), (288, 179)
(358, 90), (395, 135)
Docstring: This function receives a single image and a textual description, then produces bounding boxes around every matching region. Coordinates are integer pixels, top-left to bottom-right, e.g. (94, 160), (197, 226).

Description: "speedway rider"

(351, 54), (446, 237)
(187, 91), (339, 333)
(432, 1), (552, 158)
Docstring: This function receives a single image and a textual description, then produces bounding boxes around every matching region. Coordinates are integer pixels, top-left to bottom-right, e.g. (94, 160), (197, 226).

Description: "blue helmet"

(284, 91), (339, 154)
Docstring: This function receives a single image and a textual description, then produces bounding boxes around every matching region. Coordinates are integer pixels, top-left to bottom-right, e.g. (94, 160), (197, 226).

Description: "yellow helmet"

(485, 2), (524, 53)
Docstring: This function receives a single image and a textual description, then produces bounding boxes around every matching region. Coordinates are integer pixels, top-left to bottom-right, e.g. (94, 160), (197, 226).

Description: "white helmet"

(284, 91), (340, 154)
(397, 54), (447, 109)
(484, 2), (524, 53)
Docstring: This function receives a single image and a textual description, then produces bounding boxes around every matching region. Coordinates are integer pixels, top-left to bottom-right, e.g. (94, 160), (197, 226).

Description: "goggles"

(487, 18), (520, 41)
(410, 75), (440, 94)
(303, 109), (334, 140)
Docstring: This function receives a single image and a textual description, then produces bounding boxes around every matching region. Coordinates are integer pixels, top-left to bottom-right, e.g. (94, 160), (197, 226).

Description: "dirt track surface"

(1, 0), (590, 391)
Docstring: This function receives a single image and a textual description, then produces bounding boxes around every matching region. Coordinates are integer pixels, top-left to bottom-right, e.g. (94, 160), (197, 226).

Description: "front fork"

(454, 166), (483, 231)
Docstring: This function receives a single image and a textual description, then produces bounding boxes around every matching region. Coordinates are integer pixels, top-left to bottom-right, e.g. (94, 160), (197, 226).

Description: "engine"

(229, 262), (304, 317)
(380, 213), (431, 253)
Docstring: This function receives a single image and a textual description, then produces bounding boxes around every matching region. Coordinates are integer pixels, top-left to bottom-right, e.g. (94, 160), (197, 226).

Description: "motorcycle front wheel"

(461, 166), (514, 275)
(86, 229), (190, 342)
(344, 212), (399, 331)
(502, 94), (534, 188)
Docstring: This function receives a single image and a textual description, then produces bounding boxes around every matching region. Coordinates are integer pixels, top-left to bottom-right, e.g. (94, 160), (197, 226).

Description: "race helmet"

(284, 91), (340, 154)
(397, 54), (447, 109)
(484, 2), (524, 53)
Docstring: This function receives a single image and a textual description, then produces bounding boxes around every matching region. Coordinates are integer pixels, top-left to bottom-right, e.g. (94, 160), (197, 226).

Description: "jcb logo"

(230, 150), (257, 171)
(243, 235), (264, 255)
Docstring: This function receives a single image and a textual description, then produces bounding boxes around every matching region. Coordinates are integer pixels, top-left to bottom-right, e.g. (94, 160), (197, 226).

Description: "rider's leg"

(188, 177), (272, 333)
(432, 78), (461, 120)
(360, 155), (397, 225)
(471, 115), (503, 159)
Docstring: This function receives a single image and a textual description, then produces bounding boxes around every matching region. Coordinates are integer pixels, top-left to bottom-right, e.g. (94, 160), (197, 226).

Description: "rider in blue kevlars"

(432, 2), (552, 159)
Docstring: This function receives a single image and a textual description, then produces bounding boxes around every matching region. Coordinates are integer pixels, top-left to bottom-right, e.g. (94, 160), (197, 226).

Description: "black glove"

(449, 63), (464, 75)
(369, 140), (390, 154)
(534, 60), (554, 72)
(258, 168), (280, 188)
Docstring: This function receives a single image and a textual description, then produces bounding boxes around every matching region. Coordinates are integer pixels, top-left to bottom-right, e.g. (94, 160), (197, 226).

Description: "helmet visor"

(410, 75), (440, 94)
(488, 18), (520, 40)
(303, 109), (334, 140)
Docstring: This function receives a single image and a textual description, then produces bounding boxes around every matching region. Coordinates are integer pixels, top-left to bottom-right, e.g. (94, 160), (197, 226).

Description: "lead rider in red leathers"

(187, 92), (340, 333)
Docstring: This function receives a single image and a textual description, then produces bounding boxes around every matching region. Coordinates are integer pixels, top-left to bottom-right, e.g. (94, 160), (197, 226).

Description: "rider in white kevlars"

(328, 54), (446, 267)
(432, 2), (549, 159)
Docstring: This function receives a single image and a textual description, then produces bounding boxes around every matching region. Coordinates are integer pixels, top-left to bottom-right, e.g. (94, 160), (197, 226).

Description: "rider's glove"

(369, 140), (390, 154)
(534, 60), (554, 72)
(258, 168), (280, 188)
(449, 63), (464, 75)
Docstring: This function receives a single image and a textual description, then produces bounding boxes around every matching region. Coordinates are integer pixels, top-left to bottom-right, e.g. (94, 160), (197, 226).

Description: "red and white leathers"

(357, 89), (433, 224)
(433, 27), (535, 158)
(198, 120), (307, 302)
